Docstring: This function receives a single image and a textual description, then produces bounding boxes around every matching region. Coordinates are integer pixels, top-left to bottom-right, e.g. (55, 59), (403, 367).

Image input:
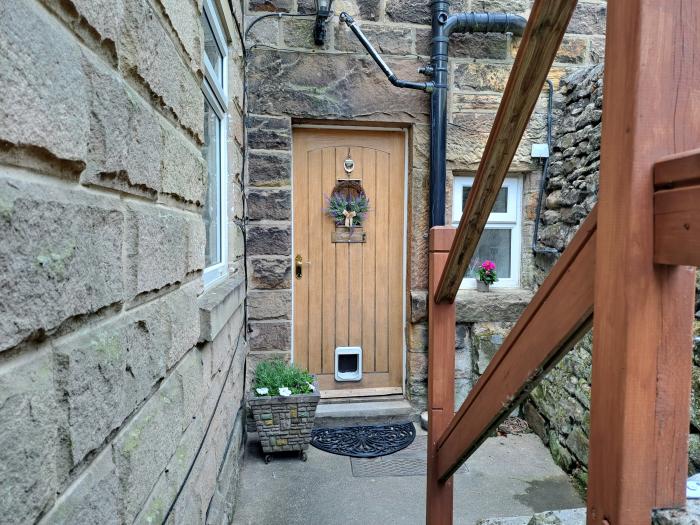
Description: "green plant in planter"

(253, 360), (315, 397)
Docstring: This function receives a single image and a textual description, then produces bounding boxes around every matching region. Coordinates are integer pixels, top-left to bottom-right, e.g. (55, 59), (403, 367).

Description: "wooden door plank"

(335, 147), (350, 349)
(435, 211), (597, 481)
(322, 147), (337, 374)
(307, 148), (324, 373)
(374, 151), (390, 372)
(362, 148), (377, 373)
(388, 133), (405, 386)
(655, 185), (700, 266)
(293, 138), (310, 370)
(588, 2), (699, 521)
(348, 148), (365, 350)
(434, 0), (578, 304)
(427, 227), (457, 525)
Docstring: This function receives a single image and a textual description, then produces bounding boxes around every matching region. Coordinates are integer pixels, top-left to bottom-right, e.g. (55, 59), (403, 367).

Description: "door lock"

(295, 255), (303, 279)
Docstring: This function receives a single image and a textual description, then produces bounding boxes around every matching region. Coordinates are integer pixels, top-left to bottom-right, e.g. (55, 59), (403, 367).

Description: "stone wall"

(522, 64), (700, 493)
(0, 0), (247, 523)
(243, 0), (607, 407)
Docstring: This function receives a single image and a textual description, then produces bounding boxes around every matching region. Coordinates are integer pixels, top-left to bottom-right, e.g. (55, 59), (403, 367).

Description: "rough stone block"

(246, 224), (291, 256)
(416, 29), (507, 59)
(247, 50), (429, 123)
(568, 2), (607, 35)
(0, 352), (63, 522)
(118, 0), (203, 137)
(40, 449), (120, 525)
(248, 290), (292, 320)
(161, 123), (207, 204)
(207, 410), (245, 524)
(335, 25), (413, 55)
(248, 0), (292, 13)
(471, 322), (513, 375)
(556, 37), (590, 64)
(385, 0), (430, 25)
(0, 0), (89, 165)
(53, 302), (170, 464)
(80, 55), (162, 197)
(249, 321), (291, 351)
(133, 415), (205, 525)
(248, 256), (292, 289)
(125, 202), (189, 296)
(247, 150), (291, 187)
(245, 16), (279, 46)
(454, 62), (512, 92)
(246, 115), (291, 150)
(187, 214), (206, 273)
(113, 371), (185, 522)
(470, 0), (529, 14)
(165, 281), (202, 368)
(39, 0), (124, 47)
(247, 188), (291, 220)
(283, 18), (327, 49)
(0, 174), (124, 352)
(176, 349), (206, 425)
(156, 0), (202, 67)
(210, 305), (245, 377)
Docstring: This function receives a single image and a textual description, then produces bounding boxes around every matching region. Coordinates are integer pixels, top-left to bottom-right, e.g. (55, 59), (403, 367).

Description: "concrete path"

(232, 426), (582, 525)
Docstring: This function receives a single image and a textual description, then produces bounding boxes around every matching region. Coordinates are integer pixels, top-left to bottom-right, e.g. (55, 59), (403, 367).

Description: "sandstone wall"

(522, 64), (700, 493)
(0, 0), (247, 523)
(243, 0), (606, 407)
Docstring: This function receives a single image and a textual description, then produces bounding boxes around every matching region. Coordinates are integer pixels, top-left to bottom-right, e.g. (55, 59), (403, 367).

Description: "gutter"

(339, 8), (527, 226)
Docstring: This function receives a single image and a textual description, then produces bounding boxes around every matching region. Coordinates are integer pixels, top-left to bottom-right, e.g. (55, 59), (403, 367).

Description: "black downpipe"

(339, 8), (527, 227)
(532, 79), (559, 255)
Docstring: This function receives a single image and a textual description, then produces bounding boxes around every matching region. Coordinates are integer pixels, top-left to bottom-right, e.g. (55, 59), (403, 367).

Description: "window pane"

(461, 187), (508, 213)
(467, 229), (512, 279)
(203, 13), (223, 86)
(203, 99), (221, 268)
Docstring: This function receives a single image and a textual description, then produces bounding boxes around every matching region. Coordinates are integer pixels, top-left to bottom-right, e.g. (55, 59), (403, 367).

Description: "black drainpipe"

(339, 9), (526, 227)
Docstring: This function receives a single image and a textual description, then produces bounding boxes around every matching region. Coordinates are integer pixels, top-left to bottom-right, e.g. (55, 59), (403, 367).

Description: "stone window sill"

(198, 274), (246, 342)
(410, 288), (534, 324)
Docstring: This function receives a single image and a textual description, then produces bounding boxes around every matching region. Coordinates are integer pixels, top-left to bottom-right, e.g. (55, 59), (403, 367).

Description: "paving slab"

(232, 428), (583, 525)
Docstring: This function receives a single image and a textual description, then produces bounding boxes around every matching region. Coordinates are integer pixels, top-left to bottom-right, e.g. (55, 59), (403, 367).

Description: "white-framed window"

(452, 176), (522, 289)
(202, 0), (228, 287)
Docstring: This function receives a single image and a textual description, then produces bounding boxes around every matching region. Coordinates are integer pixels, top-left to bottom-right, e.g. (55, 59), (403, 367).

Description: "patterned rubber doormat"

(310, 422), (416, 458)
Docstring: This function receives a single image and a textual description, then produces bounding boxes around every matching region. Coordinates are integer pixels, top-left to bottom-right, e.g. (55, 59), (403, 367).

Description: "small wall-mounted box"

(335, 346), (362, 382)
(531, 143), (550, 159)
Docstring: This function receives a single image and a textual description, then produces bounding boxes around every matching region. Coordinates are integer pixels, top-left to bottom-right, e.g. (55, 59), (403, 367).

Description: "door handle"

(295, 255), (303, 280)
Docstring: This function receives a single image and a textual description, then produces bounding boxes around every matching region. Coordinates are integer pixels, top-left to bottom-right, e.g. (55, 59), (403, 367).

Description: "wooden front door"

(292, 128), (406, 394)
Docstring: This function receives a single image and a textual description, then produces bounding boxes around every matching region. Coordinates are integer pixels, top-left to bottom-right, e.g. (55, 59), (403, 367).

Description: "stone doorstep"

(314, 399), (416, 428)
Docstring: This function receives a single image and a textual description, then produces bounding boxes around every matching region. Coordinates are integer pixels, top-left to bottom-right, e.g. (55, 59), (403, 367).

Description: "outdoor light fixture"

(313, 0), (334, 46)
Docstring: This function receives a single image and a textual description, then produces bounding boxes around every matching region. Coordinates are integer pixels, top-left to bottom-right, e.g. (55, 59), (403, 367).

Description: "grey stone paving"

(232, 427), (583, 525)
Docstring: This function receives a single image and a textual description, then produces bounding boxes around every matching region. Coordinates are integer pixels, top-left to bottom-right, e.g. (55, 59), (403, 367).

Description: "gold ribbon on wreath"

(343, 209), (357, 227)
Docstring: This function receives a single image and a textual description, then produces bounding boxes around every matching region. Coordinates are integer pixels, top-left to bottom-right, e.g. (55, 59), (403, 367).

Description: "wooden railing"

(426, 1), (700, 524)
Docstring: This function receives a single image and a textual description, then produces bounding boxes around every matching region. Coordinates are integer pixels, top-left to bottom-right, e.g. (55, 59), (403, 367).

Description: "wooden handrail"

(434, 0), (577, 305)
(435, 209), (597, 481)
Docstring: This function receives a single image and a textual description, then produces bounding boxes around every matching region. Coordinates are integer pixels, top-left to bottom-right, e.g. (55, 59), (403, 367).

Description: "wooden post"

(587, 2), (699, 523)
(427, 227), (456, 525)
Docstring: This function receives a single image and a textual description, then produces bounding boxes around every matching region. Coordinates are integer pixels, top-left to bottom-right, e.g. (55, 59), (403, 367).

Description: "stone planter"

(248, 383), (320, 462)
(476, 280), (490, 292)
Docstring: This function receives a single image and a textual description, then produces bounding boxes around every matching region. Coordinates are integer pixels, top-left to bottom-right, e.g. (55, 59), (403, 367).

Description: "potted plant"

(476, 260), (498, 292)
(248, 360), (320, 463)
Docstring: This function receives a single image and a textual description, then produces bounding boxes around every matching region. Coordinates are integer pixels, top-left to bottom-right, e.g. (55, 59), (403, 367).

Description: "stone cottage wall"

(0, 0), (247, 523)
(522, 64), (700, 492)
(243, 0), (607, 408)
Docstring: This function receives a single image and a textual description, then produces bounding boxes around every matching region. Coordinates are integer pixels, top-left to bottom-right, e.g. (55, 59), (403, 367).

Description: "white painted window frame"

(452, 176), (522, 289)
(202, 0), (229, 288)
